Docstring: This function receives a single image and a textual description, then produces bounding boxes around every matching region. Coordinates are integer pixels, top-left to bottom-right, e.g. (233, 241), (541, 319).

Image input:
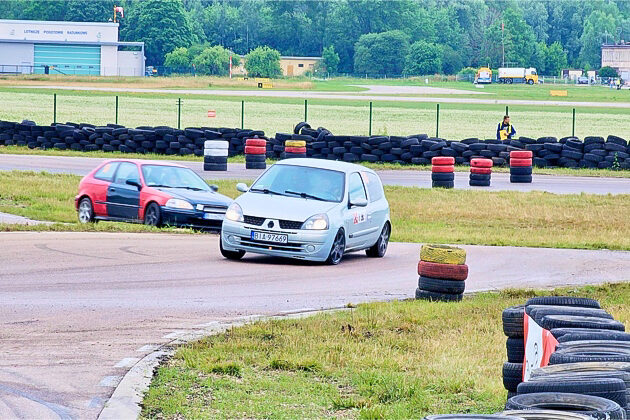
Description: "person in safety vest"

(497, 115), (516, 140)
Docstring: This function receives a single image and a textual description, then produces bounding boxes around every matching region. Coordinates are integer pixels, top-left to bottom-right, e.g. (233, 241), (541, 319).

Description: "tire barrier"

(510, 150), (533, 183)
(470, 158), (493, 187)
(244, 138), (267, 170)
(283, 139), (307, 159)
(203, 140), (228, 171)
(415, 244), (467, 302)
(431, 157), (455, 189)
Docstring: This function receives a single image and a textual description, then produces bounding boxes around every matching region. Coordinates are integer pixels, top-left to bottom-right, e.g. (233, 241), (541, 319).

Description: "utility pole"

(501, 21), (505, 67)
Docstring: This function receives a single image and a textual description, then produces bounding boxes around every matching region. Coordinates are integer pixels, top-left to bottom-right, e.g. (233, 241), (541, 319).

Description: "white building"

(0, 19), (145, 76)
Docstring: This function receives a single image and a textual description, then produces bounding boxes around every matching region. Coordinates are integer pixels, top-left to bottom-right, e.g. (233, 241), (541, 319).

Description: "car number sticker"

(353, 209), (367, 224)
(251, 231), (288, 244)
(203, 213), (224, 220)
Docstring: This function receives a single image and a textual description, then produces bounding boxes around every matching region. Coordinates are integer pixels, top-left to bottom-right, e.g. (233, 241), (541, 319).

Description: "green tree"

(354, 30), (410, 75)
(120, 0), (194, 65)
(532, 42), (548, 75)
(579, 10), (618, 68)
(164, 47), (191, 68)
(404, 40), (442, 75)
(65, 0), (112, 22)
(244, 46), (282, 78)
(321, 45), (340, 74)
(441, 45), (463, 75)
(502, 7), (537, 66)
(599, 66), (618, 77)
(545, 42), (568, 76)
(192, 45), (232, 76)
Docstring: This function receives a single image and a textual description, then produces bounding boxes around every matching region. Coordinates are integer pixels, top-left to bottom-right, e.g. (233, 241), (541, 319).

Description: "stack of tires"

(431, 157), (455, 189)
(509, 151), (533, 183)
(470, 158), (493, 187)
(244, 138), (267, 170)
(415, 244), (467, 302)
(203, 140), (229, 171)
(283, 140), (307, 159)
(502, 305), (526, 399)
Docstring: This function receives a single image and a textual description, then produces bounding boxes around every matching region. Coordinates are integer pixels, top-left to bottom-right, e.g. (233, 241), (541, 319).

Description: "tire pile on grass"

(244, 138), (267, 170)
(0, 120), (268, 157)
(431, 157), (455, 188)
(415, 244), (467, 302)
(470, 158), (493, 186)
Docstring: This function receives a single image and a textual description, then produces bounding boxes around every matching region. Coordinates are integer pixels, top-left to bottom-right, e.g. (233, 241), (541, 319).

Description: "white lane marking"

(278, 308), (316, 314)
(136, 344), (159, 353)
(162, 330), (189, 339)
(114, 358), (140, 368)
(98, 376), (122, 387)
(193, 321), (220, 328)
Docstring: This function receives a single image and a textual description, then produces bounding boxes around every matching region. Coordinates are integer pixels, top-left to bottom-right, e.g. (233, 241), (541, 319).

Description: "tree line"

(3, 0), (630, 76)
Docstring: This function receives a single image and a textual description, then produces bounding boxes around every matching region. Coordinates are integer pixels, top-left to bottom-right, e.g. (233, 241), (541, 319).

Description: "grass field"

(1, 171), (628, 250)
(140, 282), (630, 419)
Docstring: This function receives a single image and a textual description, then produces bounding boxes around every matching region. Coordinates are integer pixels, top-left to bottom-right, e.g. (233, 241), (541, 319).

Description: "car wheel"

(78, 197), (95, 224)
(326, 229), (345, 265)
(219, 238), (245, 260)
(366, 222), (390, 258)
(144, 202), (162, 227)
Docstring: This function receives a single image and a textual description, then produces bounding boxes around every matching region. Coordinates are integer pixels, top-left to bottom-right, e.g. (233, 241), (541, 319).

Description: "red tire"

(432, 165), (454, 173)
(510, 150), (533, 159)
(418, 261), (468, 281)
(245, 139), (266, 147)
(510, 158), (533, 167)
(244, 145), (266, 154)
(470, 158), (493, 168)
(432, 156), (455, 165)
(470, 167), (492, 174)
(285, 146), (307, 154)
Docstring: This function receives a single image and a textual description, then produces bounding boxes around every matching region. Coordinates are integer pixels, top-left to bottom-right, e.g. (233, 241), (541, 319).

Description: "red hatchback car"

(75, 159), (233, 229)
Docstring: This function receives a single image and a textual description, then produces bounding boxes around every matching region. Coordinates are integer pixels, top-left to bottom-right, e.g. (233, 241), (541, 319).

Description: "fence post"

(115, 95), (119, 125)
(304, 99), (308, 122)
(177, 98), (182, 129)
(241, 100), (244, 129)
(505, 105), (509, 116)
(435, 103), (440, 138)
(53, 93), (57, 124)
(369, 101), (373, 136)
(572, 108), (576, 137)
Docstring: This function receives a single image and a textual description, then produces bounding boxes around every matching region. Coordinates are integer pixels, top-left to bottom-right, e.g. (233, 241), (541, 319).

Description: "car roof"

(274, 158), (376, 174)
(101, 159), (187, 168)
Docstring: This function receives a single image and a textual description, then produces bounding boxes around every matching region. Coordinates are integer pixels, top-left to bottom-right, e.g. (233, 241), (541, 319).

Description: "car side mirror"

(349, 197), (368, 208)
(209, 184), (219, 192)
(126, 179), (142, 190)
(236, 183), (249, 193)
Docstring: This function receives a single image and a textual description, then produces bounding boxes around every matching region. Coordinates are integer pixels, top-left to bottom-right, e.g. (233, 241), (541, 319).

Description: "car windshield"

(250, 164), (345, 203)
(141, 165), (210, 191)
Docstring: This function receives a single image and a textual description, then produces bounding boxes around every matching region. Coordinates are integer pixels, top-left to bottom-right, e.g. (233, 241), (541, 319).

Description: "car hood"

(236, 192), (338, 221)
(155, 187), (233, 206)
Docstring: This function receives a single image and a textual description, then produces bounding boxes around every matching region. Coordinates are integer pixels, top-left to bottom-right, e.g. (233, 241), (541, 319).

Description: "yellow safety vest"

(499, 123), (511, 140)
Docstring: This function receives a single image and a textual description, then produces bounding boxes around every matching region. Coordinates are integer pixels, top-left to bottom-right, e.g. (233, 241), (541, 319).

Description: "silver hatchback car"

(220, 159), (391, 264)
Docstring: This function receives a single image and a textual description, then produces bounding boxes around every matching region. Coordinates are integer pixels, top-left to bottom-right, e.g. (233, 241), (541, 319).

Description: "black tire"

(503, 362), (523, 392)
(500, 409), (596, 419)
(366, 223), (390, 258)
(509, 166), (533, 176)
(526, 296), (601, 309)
(510, 174), (532, 183)
(503, 306), (525, 338)
(432, 180), (454, 189)
(527, 305), (613, 324)
(556, 330), (630, 343)
(415, 288), (463, 302)
(531, 361), (630, 377)
(505, 392), (625, 420)
(219, 239), (245, 260)
(469, 173), (491, 181)
(245, 161), (267, 170)
(506, 337), (525, 363)
(550, 347), (630, 364)
(144, 202), (162, 227)
(77, 197), (95, 224)
(424, 416), (523, 419)
(245, 154), (266, 162)
(516, 378), (627, 408)
(540, 315), (625, 332)
(418, 276), (466, 294)
(529, 369), (630, 399)
(293, 121), (311, 135)
(326, 229), (345, 265)
(204, 163), (228, 171)
(431, 172), (455, 182)
(469, 179), (491, 187)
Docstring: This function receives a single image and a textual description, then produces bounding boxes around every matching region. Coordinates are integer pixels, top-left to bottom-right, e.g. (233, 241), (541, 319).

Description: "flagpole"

(501, 20), (505, 67)
(113, 5), (117, 23)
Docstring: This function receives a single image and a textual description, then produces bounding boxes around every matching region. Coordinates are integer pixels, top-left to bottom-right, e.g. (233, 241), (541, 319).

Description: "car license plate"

(203, 213), (224, 220)
(251, 231), (288, 243)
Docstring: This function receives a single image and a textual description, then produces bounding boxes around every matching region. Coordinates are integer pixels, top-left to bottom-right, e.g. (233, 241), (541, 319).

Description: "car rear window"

(362, 171), (384, 202)
(93, 162), (119, 181)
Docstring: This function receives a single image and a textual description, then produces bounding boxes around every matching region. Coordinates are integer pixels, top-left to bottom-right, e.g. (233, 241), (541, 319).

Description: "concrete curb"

(97, 308), (347, 419)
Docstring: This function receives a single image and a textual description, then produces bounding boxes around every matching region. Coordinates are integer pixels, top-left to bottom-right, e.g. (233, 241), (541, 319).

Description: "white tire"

(204, 148), (229, 157)
(204, 140), (228, 149)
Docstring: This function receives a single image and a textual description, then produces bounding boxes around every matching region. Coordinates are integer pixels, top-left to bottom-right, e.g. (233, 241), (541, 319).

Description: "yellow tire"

(285, 140), (306, 147)
(420, 244), (466, 265)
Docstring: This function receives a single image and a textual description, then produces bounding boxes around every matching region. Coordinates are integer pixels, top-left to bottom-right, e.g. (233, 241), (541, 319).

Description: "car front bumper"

(161, 207), (224, 230)
(221, 219), (334, 261)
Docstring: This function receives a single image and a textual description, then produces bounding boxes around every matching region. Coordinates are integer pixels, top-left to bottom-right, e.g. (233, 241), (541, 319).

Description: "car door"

(362, 171), (388, 244)
(344, 172), (373, 249)
(107, 162), (141, 220)
(89, 161), (119, 217)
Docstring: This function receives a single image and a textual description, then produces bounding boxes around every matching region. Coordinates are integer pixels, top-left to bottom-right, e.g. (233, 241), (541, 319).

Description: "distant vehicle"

(220, 159), (391, 265)
(475, 67), (492, 84)
(76, 159), (232, 229)
(498, 67), (538, 85)
(577, 76), (589, 85)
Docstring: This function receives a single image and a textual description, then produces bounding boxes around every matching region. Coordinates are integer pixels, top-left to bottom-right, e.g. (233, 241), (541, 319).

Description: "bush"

(164, 47), (190, 68)
(599, 66), (618, 78)
(458, 67), (478, 77)
(404, 40), (442, 75)
(354, 30), (409, 76)
(192, 45), (232, 76)
(245, 46), (282, 78)
(321, 45), (340, 75)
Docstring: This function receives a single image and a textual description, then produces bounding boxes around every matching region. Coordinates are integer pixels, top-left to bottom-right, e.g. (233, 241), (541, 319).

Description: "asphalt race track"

(1, 231), (630, 418)
(1, 154), (629, 194)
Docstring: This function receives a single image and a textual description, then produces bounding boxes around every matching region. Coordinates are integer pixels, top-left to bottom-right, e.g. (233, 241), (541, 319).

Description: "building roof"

(0, 19), (118, 27)
(0, 38), (143, 47)
(280, 56), (322, 60)
(602, 43), (630, 49)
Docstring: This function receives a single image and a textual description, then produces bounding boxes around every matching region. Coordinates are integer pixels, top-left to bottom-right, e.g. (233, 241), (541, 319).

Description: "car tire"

(415, 288), (463, 302)
(503, 362), (523, 392)
(526, 296), (601, 308)
(516, 378), (628, 408)
(366, 222), (390, 258)
(506, 337), (525, 363)
(505, 392), (625, 419)
(418, 276), (466, 294)
(144, 202), (162, 227)
(78, 197), (95, 224)
(326, 229), (345, 265)
(503, 305), (525, 338)
(219, 239), (245, 260)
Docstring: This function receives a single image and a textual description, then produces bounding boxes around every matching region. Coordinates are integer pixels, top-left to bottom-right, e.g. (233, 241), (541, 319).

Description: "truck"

(498, 67), (538, 84)
(474, 67), (492, 84)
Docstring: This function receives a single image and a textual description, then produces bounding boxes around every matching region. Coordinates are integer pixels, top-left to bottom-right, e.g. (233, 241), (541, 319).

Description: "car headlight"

(225, 202), (244, 222)
(165, 198), (194, 210)
(302, 214), (329, 230)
